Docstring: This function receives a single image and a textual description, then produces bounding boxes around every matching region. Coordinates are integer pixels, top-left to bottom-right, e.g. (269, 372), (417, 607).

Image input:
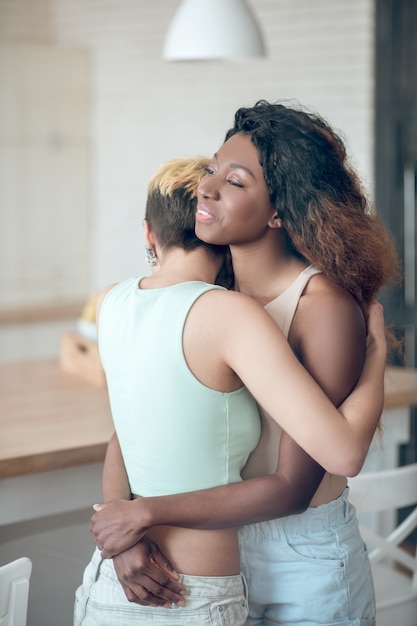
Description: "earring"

(145, 246), (157, 266)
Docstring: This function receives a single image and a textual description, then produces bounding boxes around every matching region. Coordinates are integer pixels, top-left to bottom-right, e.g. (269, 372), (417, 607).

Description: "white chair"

(0, 557), (32, 626)
(349, 462), (417, 626)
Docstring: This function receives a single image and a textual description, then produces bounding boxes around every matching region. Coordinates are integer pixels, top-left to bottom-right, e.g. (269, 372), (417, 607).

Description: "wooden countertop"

(0, 361), (416, 479)
(383, 366), (417, 409)
(0, 359), (113, 478)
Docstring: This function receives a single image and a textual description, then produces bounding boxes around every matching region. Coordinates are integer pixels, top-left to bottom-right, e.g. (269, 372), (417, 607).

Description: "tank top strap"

(264, 265), (322, 339)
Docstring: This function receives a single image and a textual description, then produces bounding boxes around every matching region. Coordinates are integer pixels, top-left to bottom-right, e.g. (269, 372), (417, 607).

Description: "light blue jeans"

(74, 547), (248, 625)
(238, 487), (376, 626)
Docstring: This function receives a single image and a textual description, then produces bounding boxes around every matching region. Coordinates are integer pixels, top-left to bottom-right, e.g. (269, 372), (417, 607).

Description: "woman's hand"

(90, 499), (148, 558)
(112, 539), (186, 607)
(366, 300), (386, 358)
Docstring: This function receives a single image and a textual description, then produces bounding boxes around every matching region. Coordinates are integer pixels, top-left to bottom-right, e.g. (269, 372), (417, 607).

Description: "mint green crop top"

(98, 277), (261, 497)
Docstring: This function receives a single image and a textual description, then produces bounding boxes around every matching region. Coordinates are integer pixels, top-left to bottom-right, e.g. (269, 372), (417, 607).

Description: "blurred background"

(0, 1), (416, 624)
(0, 0), (416, 359)
(0, 0), (415, 363)
(1, 0), (415, 440)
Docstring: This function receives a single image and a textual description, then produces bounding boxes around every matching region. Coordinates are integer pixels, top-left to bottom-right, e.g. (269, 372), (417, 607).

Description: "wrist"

(131, 496), (154, 531)
(365, 342), (387, 371)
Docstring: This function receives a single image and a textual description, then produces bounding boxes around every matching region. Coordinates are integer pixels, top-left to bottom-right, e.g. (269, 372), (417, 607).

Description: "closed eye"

(227, 178), (244, 188)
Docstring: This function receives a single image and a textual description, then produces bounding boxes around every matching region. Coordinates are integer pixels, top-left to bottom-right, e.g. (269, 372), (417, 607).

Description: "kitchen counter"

(0, 360), (416, 526)
(382, 366), (417, 409)
(0, 359), (113, 479)
(1, 360), (416, 480)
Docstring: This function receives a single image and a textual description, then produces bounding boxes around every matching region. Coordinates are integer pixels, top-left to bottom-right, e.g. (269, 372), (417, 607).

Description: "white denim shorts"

(74, 547), (248, 626)
(238, 487), (376, 626)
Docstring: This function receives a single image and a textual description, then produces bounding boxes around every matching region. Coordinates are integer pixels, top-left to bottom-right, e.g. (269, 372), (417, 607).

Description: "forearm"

(267, 302), (385, 476)
(338, 341), (386, 472)
(135, 470), (322, 532)
(138, 337), (386, 530)
(102, 432), (132, 502)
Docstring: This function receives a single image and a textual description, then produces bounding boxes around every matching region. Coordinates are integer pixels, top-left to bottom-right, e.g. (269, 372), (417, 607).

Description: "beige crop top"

(242, 265), (322, 478)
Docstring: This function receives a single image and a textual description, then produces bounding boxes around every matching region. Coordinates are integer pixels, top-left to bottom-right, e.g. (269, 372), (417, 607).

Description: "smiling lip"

(196, 203), (216, 223)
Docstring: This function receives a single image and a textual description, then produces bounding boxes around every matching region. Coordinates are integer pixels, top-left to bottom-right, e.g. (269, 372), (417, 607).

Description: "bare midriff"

(148, 527), (240, 576)
(309, 473), (347, 507)
(133, 495), (240, 576)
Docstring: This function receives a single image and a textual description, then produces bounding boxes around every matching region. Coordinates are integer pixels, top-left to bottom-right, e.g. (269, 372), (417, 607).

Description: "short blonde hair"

(147, 157), (209, 198)
(145, 156), (210, 251)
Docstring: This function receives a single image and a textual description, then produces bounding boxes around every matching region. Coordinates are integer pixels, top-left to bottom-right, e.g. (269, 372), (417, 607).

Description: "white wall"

(0, 43), (91, 309)
(50, 0), (375, 292)
(0, 4), (376, 623)
(0, 0), (375, 304)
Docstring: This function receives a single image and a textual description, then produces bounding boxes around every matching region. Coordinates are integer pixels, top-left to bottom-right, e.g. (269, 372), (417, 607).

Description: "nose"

(198, 175), (219, 199)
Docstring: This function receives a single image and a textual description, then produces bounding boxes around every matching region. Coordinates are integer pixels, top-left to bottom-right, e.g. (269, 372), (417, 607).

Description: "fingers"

(366, 300), (384, 329)
(144, 568), (186, 604)
(121, 567), (186, 606)
(366, 300), (387, 350)
(367, 299), (384, 322)
(112, 547), (187, 608)
(149, 548), (180, 579)
(119, 580), (162, 607)
(89, 500), (143, 556)
(100, 548), (115, 559)
(121, 576), (186, 607)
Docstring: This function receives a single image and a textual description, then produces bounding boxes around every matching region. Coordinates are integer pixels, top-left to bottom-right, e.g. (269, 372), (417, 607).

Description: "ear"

(268, 213), (283, 229)
(143, 219), (156, 248)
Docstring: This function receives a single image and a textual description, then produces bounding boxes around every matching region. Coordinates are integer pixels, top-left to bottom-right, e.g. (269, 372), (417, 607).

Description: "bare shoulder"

(290, 274), (366, 403)
(194, 287), (271, 325)
(184, 287), (279, 391)
(96, 283), (119, 328)
(187, 287), (280, 348)
(295, 273), (365, 336)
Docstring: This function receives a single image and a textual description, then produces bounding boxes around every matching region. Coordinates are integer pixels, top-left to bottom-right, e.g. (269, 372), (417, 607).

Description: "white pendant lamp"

(163, 0), (266, 61)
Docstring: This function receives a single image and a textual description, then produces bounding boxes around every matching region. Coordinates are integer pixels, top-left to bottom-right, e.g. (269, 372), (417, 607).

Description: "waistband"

(89, 547), (247, 599)
(239, 487), (357, 540)
(178, 572), (247, 599)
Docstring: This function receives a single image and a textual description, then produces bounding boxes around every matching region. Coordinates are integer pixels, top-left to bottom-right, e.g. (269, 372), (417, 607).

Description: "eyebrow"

(212, 152), (256, 179)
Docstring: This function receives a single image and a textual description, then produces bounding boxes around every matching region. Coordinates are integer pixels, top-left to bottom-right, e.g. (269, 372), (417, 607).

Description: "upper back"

(98, 277), (261, 497)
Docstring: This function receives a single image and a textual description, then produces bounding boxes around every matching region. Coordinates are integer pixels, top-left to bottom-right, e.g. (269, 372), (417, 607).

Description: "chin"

(195, 224), (224, 246)
(195, 224), (213, 243)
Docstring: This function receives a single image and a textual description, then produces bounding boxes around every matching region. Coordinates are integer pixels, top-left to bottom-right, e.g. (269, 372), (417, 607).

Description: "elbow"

(333, 448), (367, 478)
(343, 463), (362, 478)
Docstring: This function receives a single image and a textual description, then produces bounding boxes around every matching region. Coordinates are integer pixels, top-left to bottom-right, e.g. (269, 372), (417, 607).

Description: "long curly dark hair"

(225, 100), (400, 314)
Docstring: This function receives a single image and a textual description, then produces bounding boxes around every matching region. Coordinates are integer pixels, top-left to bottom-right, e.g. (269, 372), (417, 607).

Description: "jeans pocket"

(282, 532), (346, 568)
(214, 599), (248, 626)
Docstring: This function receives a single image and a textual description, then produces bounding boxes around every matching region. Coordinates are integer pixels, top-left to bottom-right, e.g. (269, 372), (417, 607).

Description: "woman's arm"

(223, 296), (386, 476)
(96, 433), (186, 606)
(92, 293), (384, 561)
(101, 432), (131, 502)
(91, 294), (374, 555)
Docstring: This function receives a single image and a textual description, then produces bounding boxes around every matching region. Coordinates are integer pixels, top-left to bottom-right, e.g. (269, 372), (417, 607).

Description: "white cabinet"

(0, 44), (91, 309)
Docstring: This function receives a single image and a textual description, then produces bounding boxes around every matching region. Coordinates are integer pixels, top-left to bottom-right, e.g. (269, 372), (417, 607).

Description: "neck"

(230, 230), (307, 305)
(143, 247), (222, 288)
